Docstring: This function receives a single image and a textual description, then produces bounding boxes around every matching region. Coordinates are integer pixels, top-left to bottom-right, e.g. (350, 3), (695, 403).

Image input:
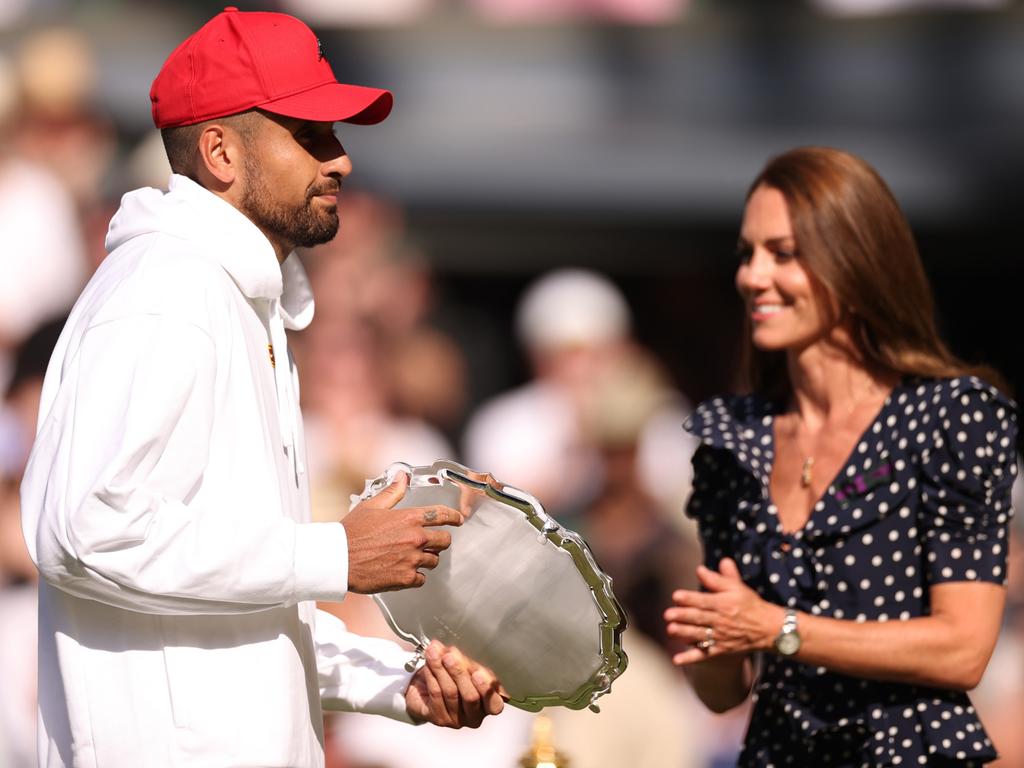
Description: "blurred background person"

(0, 38), (91, 768)
(9, 27), (115, 212)
(463, 268), (630, 514)
(0, 51), (86, 392)
(0, 320), (64, 768)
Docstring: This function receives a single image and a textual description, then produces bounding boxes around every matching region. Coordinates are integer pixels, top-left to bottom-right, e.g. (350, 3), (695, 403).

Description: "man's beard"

(239, 158), (339, 250)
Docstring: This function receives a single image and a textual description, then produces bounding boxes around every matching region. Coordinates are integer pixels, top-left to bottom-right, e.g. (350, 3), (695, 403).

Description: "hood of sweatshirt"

(105, 174), (314, 331)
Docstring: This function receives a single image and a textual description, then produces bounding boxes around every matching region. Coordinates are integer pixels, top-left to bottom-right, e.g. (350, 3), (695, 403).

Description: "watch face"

(776, 631), (801, 656)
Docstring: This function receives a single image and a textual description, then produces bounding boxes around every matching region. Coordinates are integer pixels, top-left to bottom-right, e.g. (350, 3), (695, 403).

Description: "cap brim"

(260, 82), (393, 125)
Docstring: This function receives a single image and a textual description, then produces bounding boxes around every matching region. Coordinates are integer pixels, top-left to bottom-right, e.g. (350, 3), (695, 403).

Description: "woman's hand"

(664, 557), (785, 666)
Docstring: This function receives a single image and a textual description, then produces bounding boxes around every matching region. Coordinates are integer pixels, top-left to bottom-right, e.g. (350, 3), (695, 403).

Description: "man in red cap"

(21, 8), (503, 767)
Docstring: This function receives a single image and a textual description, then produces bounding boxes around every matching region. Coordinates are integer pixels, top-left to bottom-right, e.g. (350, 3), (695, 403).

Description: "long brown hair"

(739, 146), (1004, 401)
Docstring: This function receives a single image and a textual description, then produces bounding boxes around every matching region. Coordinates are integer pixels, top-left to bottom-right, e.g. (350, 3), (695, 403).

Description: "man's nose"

(322, 151), (353, 179)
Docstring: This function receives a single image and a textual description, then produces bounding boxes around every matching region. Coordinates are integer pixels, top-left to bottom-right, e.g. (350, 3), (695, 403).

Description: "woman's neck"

(785, 341), (896, 428)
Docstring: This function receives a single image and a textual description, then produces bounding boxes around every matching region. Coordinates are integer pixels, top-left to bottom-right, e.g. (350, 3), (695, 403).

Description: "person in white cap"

(463, 268), (695, 517)
(20, 8), (503, 768)
(464, 269), (633, 513)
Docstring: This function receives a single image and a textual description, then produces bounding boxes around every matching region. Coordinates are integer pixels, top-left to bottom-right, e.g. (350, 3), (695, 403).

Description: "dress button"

(223, 6), (239, 11)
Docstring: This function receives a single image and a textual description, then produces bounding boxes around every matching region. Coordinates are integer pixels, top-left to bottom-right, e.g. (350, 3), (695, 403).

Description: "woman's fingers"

(671, 588), (713, 608)
(667, 621), (717, 645)
(664, 605), (713, 626)
(673, 647), (717, 666)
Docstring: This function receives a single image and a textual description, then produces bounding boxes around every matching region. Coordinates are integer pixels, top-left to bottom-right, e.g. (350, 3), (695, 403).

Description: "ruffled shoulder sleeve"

(685, 444), (740, 570)
(683, 394), (773, 570)
(917, 377), (1018, 586)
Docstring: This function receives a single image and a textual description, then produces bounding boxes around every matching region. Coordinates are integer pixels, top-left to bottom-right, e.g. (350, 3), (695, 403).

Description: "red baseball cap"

(150, 6), (392, 129)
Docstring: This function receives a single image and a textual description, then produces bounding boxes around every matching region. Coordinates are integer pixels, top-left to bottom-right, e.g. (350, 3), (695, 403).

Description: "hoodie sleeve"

(315, 608), (418, 721)
(23, 312), (349, 614)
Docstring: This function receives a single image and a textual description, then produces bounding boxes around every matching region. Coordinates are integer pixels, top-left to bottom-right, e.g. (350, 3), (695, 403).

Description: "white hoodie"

(21, 175), (415, 768)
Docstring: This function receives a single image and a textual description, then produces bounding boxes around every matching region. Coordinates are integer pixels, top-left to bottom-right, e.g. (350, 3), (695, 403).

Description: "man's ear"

(196, 124), (242, 186)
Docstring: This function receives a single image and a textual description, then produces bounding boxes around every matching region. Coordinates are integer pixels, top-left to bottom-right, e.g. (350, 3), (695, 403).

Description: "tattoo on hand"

(424, 508), (437, 523)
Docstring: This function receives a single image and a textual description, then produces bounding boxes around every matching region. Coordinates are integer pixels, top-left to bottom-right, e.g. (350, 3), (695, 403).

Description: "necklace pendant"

(800, 456), (814, 488)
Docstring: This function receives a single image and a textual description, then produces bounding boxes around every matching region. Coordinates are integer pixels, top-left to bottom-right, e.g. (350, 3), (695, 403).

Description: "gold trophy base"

(519, 715), (570, 768)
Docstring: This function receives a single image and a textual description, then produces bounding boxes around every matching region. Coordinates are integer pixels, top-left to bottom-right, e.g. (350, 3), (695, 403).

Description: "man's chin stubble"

(243, 195), (339, 250)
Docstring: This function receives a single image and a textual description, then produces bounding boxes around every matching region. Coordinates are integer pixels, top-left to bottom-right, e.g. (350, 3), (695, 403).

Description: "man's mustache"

(307, 181), (341, 199)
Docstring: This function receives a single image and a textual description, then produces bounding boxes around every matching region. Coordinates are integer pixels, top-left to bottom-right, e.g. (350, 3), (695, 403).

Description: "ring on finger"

(696, 625), (715, 651)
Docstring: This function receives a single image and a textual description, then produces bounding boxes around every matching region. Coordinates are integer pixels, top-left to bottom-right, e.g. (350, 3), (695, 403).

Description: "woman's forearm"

(789, 583), (1005, 690)
(668, 564), (1006, 692)
(684, 653), (754, 713)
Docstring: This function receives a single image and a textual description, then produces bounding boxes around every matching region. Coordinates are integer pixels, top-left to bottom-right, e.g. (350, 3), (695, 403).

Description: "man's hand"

(405, 640), (505, 728)
(343, 473), (464, 593)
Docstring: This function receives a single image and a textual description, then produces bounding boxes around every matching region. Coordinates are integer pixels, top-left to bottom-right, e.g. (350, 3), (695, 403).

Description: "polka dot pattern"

(682, 377), (1018, 766)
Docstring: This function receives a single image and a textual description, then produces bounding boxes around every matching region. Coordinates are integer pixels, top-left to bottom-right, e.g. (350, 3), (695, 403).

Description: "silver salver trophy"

(352, 460), (628, 712)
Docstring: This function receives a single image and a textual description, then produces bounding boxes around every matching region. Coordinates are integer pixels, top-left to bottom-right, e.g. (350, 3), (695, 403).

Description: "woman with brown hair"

(664, 146), (1018, 766)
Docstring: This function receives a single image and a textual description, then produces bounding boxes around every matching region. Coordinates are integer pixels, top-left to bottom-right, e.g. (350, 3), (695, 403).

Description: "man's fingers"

(420, 648), (447, 705)
(441, 648), (487, 728)
(405, 673), (431, 721)
(470, 667), (504, 716)
(396, 570), (426, 591)
(414, 505), (463, 527)
(421, 528), (452, 554)
(418, 551), (440, 571)
(425, 642), (460, 720)
(373, 472), (410, 509)
(442, 648), (480, 703)
(412, 642), (504, 728)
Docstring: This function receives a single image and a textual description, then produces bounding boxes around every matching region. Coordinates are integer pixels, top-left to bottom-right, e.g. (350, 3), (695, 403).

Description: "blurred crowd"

(1, 21), (1022, 768)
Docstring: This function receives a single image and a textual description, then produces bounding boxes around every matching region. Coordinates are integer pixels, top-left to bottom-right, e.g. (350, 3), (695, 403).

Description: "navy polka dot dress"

(684, 377), (1018, 767)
